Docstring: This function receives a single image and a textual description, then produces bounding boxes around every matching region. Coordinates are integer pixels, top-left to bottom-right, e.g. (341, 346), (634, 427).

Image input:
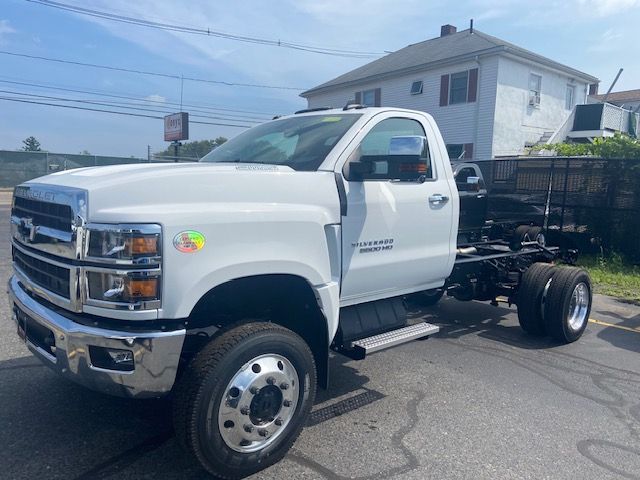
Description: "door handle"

(429, 194), (449, 205)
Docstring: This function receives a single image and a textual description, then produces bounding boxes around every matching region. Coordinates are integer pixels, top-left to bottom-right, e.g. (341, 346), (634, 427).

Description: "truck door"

(337, 113), (457, 305)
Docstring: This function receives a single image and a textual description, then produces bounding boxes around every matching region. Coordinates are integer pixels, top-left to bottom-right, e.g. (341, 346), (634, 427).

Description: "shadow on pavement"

(407, 296), (562, 351)
(0, 351), (373, 480)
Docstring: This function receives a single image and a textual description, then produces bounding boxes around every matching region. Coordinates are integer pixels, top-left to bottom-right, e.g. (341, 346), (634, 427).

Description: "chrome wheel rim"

(216, 354), (299, 453)
(567, 282), (589, 332)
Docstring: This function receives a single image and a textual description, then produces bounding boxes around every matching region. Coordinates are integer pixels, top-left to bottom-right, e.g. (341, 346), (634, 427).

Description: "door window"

(345, 117), (433, 180)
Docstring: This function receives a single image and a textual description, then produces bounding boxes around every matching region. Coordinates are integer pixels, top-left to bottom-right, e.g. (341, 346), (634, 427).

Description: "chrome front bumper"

(8, 276), (185, 398)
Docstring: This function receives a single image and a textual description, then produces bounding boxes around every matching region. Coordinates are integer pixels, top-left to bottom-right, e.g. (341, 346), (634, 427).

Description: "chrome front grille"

(10, 184), (87, 311)
(12, 247), (71, 299)
(12, 196), (73, 233)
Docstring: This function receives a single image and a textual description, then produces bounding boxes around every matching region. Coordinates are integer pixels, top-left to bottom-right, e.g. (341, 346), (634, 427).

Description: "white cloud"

(145, 94), (166, 103)
(588, 28), (624, 52)
(578, 0), (640, 16)
(0, 19), (16, 44)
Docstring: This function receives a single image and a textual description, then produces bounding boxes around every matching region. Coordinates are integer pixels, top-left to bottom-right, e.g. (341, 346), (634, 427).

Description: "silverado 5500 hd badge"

(352, 238), (394, 253)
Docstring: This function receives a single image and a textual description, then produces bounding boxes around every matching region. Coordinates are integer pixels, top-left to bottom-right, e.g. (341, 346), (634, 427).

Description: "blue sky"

(1, 0), (639, 158)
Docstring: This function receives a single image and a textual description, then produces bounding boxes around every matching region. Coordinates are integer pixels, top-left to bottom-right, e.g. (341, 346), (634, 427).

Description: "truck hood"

(28, 162), (340, 223)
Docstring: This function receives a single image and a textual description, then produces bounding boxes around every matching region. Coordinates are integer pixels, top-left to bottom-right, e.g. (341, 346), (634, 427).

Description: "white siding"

(492, 56), (590, 156)
(304, 56), (500, 160)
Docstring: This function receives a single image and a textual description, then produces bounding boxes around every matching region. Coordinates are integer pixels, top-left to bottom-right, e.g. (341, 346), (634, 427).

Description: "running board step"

(344, 322), (440, 360)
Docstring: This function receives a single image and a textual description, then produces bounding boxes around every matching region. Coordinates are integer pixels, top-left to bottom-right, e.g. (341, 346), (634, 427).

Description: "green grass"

(577, 255), (640, 302)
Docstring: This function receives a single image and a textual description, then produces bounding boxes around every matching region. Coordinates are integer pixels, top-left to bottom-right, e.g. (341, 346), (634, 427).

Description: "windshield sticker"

(321, 116), (343, 122)
(173, 231), (205, 253)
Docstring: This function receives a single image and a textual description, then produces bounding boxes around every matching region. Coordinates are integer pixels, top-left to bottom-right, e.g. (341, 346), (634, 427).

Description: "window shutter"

(440, 75), (449, 106)
(355, 91), (362, 104)
(467, 68), (478, 103)
(374, 88), (381, 107)
(464, 143), (474, 159)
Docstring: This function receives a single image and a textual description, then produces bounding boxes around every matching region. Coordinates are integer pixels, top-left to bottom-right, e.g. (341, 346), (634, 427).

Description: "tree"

(155, 137), (228, 159)
(22, 136), (42, 152)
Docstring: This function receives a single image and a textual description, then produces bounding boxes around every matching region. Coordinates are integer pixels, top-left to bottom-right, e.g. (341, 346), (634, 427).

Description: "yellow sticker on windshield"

(321, 116), (342, 122)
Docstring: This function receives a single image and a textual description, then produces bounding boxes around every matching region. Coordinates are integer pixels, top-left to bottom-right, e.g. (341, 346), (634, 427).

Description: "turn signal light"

(128, 237), (158, 255)
(126, 278), (158, 298)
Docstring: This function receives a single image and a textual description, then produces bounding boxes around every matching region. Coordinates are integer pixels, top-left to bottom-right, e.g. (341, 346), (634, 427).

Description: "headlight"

(83, 224), (162, 310)
(86, 270), (161, 308)
(85, 224), (161, 263)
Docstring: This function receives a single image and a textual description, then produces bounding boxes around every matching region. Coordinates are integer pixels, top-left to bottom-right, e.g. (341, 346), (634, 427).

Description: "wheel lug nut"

(243, 424), (254, 433)
(250, 386), (259, 395)
(266, 376), (275, 385)
(240, 406), (250, 415)
(258, 429), (269, 437)
(283, 400), (292, 407)
(279, 382), (289, 390)
(275, 417), (283, 426)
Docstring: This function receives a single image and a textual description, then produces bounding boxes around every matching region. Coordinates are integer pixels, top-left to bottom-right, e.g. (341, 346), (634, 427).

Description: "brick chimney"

(440, 24), (457, 37)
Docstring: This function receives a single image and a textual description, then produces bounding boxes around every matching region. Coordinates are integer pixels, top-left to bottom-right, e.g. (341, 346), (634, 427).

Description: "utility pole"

(147, 145), (151, 162)
(172, 140), (181, 162)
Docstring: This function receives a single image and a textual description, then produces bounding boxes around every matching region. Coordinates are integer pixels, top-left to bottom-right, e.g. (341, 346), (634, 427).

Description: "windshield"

(200, 114), (362, 171)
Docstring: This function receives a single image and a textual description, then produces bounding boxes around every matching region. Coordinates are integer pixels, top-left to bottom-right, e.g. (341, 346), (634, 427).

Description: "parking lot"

(1, 197), (640, 480)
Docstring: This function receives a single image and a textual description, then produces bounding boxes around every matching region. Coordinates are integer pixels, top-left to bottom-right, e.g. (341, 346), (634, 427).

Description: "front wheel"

(173, 322), (316, 479)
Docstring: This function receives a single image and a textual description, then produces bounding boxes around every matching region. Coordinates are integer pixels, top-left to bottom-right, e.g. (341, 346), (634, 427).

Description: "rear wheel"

(517, 263), (557, 335)
(544, 267), (592, 343)
(173, 322), (316, 479)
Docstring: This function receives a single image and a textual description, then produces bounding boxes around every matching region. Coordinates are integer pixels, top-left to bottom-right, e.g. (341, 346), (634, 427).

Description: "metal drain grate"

(307, 389), (385, 427)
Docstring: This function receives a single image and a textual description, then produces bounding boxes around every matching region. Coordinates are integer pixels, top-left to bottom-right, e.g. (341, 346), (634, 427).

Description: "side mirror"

(389, 136), (426, 156)
(349, 160), (374, 180)
(463, 176), (482, 192)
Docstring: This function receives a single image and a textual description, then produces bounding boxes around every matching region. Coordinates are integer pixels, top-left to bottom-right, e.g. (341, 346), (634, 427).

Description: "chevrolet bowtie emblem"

(20, 218), (39, 242)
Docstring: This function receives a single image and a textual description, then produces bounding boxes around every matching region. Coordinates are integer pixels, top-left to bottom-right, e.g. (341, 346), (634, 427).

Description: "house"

(301, 24), (600, 160)
(591, 89), (640, 112)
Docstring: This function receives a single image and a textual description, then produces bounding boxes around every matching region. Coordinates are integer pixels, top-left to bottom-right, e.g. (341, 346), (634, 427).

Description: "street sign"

(164, 112), (189, 141)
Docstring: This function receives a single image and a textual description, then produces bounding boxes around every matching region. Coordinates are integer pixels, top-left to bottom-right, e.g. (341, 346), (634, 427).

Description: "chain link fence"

(477, 157), (640, 260)
(0, 150), (199, 188)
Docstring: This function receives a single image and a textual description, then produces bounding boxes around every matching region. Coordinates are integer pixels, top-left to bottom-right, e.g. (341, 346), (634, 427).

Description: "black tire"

(510, 225), (546, 250)
(510, 225), (530, 251)
(517, 263), (557, 335)
(413, 288), (445, 306)
(173, 322), (316, 479)
(526, 226), (546, 247)
(544, 267), (592, 343)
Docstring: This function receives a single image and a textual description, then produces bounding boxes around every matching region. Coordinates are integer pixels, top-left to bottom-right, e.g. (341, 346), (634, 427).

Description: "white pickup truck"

(8, 106), (592, 478)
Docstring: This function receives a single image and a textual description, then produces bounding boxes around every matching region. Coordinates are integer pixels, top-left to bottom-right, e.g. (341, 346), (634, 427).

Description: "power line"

(0, 89), (264, 123)
(0, 81), (271, 122)
(0, 50), (306, 91)
(0, 77), (278, 117)
(26, 0), (385, 59)
(0, 96), (252, 128)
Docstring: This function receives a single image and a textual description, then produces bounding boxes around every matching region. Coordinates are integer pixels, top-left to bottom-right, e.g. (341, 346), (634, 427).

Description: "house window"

(362, 89), (376, 106)
(529, 73), (542, 107)
(410, 80), (423, 95)
(565, 85), (575, 110)
(449, 71), (469, 104)
(440, 69), (478, 106)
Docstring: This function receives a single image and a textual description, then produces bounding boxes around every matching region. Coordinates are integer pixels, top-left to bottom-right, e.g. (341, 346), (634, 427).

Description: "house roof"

(301, 29), (599, 97)
(592, 89), (640, 103)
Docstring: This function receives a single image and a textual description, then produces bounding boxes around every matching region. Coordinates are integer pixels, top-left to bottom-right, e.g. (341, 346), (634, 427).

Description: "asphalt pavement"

(1, 200), (640, 480)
